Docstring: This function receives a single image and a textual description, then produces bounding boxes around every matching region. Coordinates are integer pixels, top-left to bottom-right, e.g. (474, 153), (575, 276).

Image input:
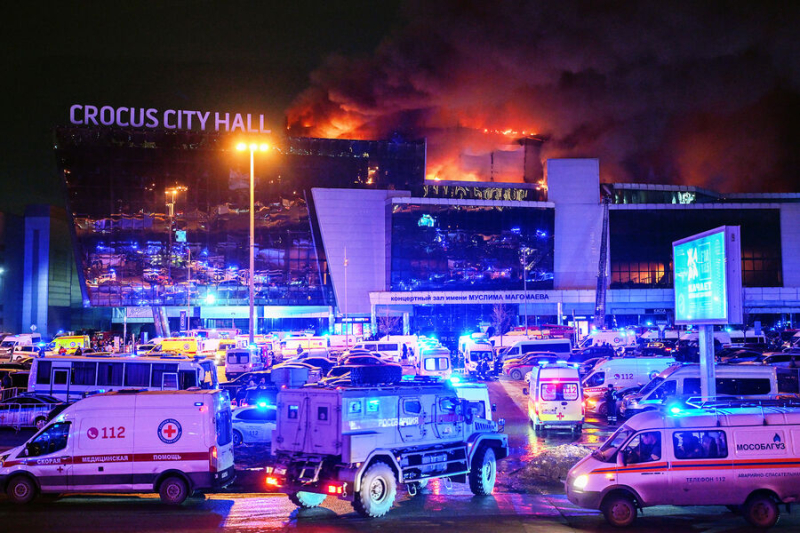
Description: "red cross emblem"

(556, 412), (565, 420)
(163, 424), (177, 438)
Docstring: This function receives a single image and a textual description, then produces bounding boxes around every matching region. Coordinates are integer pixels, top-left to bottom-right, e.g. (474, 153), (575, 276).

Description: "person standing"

(605, 384), (617, 425)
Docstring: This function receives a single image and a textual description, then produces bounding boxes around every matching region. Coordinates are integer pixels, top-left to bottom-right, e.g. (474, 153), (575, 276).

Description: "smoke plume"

(286, 0), (800, 191)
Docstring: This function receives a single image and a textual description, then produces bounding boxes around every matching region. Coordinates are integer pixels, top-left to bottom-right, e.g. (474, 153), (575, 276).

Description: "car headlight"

(0, 454), (8, 467)
(573, 474), (589, 490)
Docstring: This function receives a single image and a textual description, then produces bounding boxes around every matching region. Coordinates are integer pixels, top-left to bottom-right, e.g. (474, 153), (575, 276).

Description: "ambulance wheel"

(233, 430), (243, 446)
(7, 476), (37, 504)
(353, 462), (396, 517)
(288, 491), (326, 508)
(159, 476), (189, 505)
(510, 369), (523, 381)
(601, 493), (637, 527)
(469, 446), (497, 496)
(744, 494), (779, 528)
(34, 417), (48, 430)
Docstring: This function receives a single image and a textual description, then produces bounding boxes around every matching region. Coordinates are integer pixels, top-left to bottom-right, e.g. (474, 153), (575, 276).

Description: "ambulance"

(566, 406), (800, 528)
(524, 363), (584, 432)
(582, 357), (676, 399)
(157, 337), (201, 355)
(0, 390), (234, 505)
(51, 335), (91, 354)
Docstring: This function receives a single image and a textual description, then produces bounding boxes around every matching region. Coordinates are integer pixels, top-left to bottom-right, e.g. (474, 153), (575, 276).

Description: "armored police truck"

(267, 371), (508, 517)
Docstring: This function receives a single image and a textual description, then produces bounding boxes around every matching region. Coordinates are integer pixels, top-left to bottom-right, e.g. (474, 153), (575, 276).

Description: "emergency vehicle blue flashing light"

(669, 406), (681, 415)
(449, 376), (461, 385)
(401, 375), (415, 381)
(257, 401), (269, 408)
(538, 361), (548, 366)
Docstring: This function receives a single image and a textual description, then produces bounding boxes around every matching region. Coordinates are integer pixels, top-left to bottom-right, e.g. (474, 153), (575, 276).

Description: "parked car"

(720, 349), (765, 364)
(569, 345), (616, 362)
(575, 357), (607, 378)
(0, 393), (63, 429)
(340, 355), (388, 366)
(232, 405), (277, 446)
(503, 353), (560, 380)
(290, 356), (335, 375)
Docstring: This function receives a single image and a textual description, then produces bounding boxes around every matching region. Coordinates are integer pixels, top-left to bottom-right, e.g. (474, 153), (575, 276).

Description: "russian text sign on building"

(672, 226), (743, 325)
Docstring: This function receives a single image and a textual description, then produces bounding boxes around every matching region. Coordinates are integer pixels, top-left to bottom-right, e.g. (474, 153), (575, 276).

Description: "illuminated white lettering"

(116, 107), (129, 127)
(85, 105), (99, 125)
(130, 108), (145, 127)
(259, 114), (270, 133)
(215, 112), (229, 131)
(99, 105), (115, 126)
(164, 109), (177, 129)
(197, 111), (210, 130)
(231, 113), (245, 132)
(145, 108), (159, 127)
(70, 104), (83, 125)
(182, 110), (194, 129)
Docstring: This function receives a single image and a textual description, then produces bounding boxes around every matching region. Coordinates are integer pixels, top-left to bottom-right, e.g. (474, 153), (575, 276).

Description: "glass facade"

(390, 203), (554, 291)
(610, 209), (782, 288)
(56, 128), (426, 308)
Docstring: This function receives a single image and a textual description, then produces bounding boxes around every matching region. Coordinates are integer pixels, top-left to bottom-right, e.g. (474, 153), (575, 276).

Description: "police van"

(0, 390), (234, 505)
(566, 406), (800, 528)
(524, 363), (584, 432)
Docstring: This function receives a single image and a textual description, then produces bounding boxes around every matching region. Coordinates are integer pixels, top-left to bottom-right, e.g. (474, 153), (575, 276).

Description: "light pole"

(165, 186), (187, 302)
(344, 247), (349, 349)
(236, 142), (269, 345)
(520, 247), (532, 335)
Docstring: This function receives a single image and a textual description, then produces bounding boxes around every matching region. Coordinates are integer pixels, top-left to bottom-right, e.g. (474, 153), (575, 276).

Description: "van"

(0, 389), (234, 505)
(582, 357), (676, 399)
(51, 335), (90, 354)
(566, 406), (800, 528)
(463, 340), (495, 375)
(351, 340), (410, 363)
(524, 363), (583, 432)
(620, 364), (793, 418)
(499, 339), (572, 361)
(418, 346), (452, 378)
(225, 348), (265, 380)
(280, 336), (329, 359)
(577, 331), (637, 352)
(157, 337), (200, 355)
(0, 334), (43, 358)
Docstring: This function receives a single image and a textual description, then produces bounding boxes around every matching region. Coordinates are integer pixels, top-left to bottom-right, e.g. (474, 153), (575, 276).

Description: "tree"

(491, 304), (515, 346)
(377, 315), (401, 337)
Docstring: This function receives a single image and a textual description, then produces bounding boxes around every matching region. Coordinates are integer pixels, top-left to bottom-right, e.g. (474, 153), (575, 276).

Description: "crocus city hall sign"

(69, 104), (270, 133)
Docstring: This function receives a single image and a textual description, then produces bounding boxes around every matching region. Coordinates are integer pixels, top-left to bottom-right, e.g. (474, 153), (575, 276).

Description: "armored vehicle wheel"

(288, 491), (326, 508)
(469, 446), (496, 495)
(743, 494), (779, 528)
(350, 365), (402, 386)
(601, 493), (637, 527)
(353, 462), (397, 517)
(159, 476), (189, 505)
(7, 476), (37, 504)
(510, 369), (523, 380)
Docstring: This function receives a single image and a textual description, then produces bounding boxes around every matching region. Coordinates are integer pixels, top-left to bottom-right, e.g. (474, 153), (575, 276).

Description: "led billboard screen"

(673, 226), (743, 325)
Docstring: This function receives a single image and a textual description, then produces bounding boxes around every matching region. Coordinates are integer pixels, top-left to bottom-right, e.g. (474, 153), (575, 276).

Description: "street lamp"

(520, 247), (532, 335)
(236, 142), (269, 344)
(165, 186), (187, 296)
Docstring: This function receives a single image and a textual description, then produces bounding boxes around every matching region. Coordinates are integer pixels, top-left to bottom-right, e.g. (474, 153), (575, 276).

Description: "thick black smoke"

(287, 0), (799, 191)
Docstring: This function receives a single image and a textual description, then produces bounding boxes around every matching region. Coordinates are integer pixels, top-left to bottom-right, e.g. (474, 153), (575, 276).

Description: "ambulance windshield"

(595, 425), (635, 463)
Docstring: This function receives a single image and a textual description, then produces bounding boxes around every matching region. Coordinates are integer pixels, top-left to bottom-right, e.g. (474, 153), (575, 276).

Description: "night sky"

(3, 1), (799, 214)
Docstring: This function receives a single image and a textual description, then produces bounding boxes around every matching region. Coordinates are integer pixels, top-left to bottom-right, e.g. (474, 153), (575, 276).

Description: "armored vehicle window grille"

(673, 430), (728, 459)
(317, 406), (329, 422)
(403, 399), (422, 414)
(438, 398), (456, 412)
(366, 399), (380, 413)
(288, 405), (299, 419)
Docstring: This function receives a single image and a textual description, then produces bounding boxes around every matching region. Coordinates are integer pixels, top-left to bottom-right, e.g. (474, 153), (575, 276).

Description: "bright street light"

(236, 141), (270, 344)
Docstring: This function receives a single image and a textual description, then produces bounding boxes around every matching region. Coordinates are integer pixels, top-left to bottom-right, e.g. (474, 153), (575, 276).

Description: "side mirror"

(522, 387), (529, 396)
(617, 451), (628, 467)
(491, 403), (497, 412)
(497, 418), (505, 432)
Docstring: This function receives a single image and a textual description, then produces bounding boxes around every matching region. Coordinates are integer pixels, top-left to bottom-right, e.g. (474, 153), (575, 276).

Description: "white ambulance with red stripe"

(566, 406), (800, 528)
(524, 363), (584, 432)
(0, 389), (234, 505)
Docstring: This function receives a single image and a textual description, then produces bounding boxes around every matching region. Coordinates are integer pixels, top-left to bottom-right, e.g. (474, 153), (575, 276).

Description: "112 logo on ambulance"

(158, 419), (182, 444)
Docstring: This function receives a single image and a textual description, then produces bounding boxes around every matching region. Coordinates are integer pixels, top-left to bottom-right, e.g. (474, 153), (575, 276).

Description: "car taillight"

(327, 483), (344, 494)
(209, 446), (218, 473)
(266, 475), (281, 486)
